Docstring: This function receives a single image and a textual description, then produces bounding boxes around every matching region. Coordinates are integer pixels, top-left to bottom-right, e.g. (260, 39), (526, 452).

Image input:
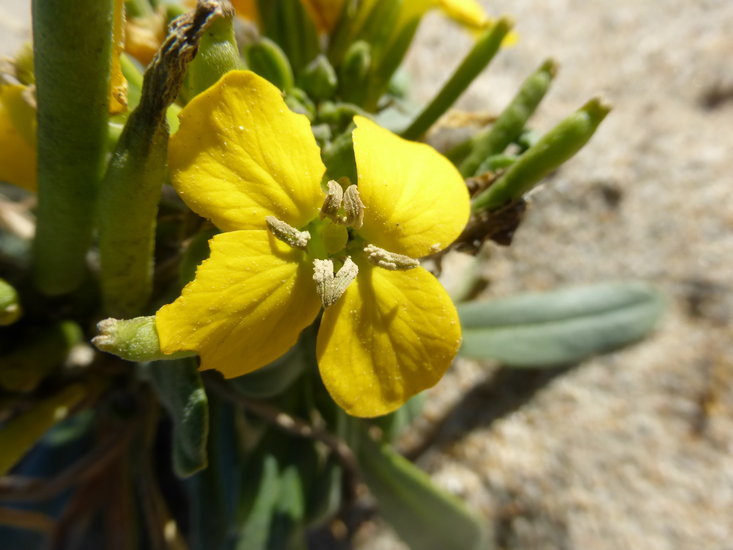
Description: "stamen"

(342, 185), (365, 229)
(266, 216), (310, 250)
(313, 257), (359, 308)
(320, 180), (344, 221)
(364, 244), (419, 270)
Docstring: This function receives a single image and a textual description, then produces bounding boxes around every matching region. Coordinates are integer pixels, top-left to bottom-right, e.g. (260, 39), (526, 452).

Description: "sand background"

(2, 1), (732, 548)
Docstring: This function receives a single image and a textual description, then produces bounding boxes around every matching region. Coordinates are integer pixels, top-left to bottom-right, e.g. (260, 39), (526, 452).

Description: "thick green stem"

(472, 98), (611, 212)
(31, 0), (114, 295)
(458, 59), (557, 177)
(400, 17), (513, 141)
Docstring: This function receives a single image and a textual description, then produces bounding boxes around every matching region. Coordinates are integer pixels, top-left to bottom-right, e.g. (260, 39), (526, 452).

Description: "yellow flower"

(155, 70), (470, 417)
(233, 0), (491, 34)
(0, 83), (36, 192)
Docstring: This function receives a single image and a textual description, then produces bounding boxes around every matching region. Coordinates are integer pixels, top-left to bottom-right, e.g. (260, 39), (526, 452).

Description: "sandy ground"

(2, 1), (732, 549)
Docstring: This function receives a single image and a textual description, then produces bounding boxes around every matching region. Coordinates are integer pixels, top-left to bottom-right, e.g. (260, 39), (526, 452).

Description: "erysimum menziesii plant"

(0, 0), (663, 548)
(155, 70), (468, 417)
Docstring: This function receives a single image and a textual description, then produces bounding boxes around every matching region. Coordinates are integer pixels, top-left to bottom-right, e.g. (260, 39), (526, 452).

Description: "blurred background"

(2, 1), (732, 548)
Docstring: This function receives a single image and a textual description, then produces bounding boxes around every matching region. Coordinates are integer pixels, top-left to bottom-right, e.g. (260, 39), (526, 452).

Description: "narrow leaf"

(358, 430), (488, 550)
(458, 282), (664, 367)
(141, 358), (209, 477)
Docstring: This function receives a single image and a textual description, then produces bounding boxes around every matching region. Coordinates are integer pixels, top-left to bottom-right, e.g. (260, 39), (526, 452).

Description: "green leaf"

(458, 281), (665, 367)
(357, 430), (488, 550)
(235, 435), (308, 550)
(141, 358), (209, 477)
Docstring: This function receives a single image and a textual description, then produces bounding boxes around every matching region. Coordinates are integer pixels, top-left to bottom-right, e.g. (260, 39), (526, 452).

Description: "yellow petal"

(437, 0), (489, 28)
(231, 0), (258, 22)
(109, 0), (128, 114)
(0, 85), (36, 192)
(317, 261), (461, 417)
(156, 230), (321, 378)
(300, 0), (345, 33)
(168, 71), (326, 231)
(352, 115), (469, 258)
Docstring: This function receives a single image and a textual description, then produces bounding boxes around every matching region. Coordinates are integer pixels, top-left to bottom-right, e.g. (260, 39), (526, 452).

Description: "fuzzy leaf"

(358, 430), (488, 550)
(458, 281), (664, 367)
(142, 358), (209, 477)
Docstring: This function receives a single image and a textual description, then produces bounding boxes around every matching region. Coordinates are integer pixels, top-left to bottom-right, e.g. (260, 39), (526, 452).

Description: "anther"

(266, 216), (310, 250)
(363, 244), (419, 270)
(313, 257), (359, 307)
(320, 180), (344, 221)
(341, 185), (365, 229)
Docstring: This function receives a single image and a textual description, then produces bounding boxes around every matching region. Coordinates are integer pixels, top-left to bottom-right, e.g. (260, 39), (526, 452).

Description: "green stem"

(458, 58), (557, 177)
(400, 17), (513, 141)
(31, 0), (114, 295)
(472, 97), (611, 212)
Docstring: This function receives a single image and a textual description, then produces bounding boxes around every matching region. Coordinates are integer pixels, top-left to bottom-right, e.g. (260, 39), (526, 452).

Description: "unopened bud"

(93, 316), (195, 362)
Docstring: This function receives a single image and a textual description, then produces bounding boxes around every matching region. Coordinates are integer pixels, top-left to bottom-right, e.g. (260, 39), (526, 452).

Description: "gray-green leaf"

(358, 429), (488, 550)
(458, 281), (664, 367)
(141, 358), (209, 477)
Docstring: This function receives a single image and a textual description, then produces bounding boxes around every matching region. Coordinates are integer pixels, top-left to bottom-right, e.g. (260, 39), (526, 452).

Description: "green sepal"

(0, 278), (21, 326)
(246, 37), (295, 91)
(0, 321), (83, 393)
(93, 316), (196, 362)
(299, 55), (338, 101)
(0, 383), (87, 475)
(457, 59), (557, 176)
(471, 97), (611, 212)
(140, 357), (209, 477)
(357, 428), (488, 550)
(458, 281), (665, 367)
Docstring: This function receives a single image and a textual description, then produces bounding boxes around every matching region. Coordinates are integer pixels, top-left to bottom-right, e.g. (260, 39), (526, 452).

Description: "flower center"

(266, 180), (419, 308)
